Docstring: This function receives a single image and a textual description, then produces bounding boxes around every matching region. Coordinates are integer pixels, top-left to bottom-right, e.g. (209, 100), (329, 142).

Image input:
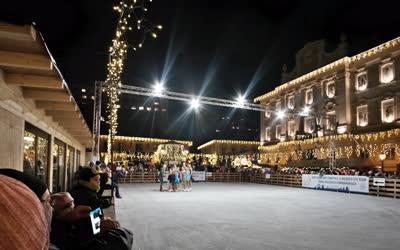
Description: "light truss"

(118, 84), (268, 112)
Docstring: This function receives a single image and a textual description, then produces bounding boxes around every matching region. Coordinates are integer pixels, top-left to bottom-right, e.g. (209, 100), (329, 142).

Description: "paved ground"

(115, 183), (400, 250)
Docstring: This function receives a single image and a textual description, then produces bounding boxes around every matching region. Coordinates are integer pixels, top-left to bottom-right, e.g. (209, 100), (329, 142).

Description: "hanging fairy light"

(105, 0), (162, 162)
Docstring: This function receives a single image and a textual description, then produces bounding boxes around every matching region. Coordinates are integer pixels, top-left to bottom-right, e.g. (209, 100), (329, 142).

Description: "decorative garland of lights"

(105, 0), (162, 162)
(100, 134), (193, 147)
(197, 140), (261, 150)
(258, 128), (400, 165)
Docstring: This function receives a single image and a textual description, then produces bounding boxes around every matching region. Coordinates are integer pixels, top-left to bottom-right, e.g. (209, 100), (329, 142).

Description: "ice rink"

(115, 183), (400, 250)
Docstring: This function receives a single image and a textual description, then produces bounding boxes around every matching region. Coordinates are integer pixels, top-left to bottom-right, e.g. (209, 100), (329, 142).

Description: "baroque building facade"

(255, 36), (400, 172)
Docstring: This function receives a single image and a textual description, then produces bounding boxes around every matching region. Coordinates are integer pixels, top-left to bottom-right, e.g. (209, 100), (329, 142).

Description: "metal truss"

(118, 84), (268, 112)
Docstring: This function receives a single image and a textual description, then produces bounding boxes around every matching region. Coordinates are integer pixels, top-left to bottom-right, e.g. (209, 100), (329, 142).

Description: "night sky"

(2, 0), (400, 147)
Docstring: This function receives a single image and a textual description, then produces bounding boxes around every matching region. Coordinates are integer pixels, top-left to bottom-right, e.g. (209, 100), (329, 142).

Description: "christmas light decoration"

(105, 0), (162, 161)
(258, 128), (400, 165)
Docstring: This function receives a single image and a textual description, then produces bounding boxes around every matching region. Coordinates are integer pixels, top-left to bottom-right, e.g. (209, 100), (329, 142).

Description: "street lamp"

(379, 152), (386, 170)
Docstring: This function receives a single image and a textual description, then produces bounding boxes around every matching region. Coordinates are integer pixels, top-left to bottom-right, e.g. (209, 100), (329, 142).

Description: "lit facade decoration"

(255, 36), (400, 171)
(381, 98), (395, 123)
(326, 81), (335, 98)
(357, 105), (368, 127)
(287, 95), (295, 109)
(380, 62), (395, 84)
(356, 72), (368, 91)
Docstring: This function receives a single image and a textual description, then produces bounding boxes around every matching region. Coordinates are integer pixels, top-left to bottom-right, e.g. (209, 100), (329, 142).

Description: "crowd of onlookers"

(277, 166), (400, 178)
(0, 162), (133, 250)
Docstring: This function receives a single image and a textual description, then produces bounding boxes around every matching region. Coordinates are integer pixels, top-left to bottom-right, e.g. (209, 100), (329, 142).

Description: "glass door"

(24, 123), (50, 186)
(53, 140), (66, 192)
(66, 146), (75, 191)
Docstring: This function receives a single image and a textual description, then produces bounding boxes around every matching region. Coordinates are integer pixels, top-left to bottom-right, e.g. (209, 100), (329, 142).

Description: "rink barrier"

(368, 178), (399, 198)
(120, 172), (157, 183)
(119, 172), (400, 198)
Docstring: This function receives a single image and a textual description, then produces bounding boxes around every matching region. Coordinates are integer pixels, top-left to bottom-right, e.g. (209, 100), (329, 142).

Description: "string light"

(259, 128), (400, 165)
(105, 0), (162, 161)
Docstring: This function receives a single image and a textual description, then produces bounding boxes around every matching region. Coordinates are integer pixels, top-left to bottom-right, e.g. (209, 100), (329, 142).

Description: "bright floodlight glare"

(153, 82), (164, 95)
(236, 95), (246, 106)
(301, 106), (311, 116)
(190, 98), (200, 110)
(277, 110), (285, 119)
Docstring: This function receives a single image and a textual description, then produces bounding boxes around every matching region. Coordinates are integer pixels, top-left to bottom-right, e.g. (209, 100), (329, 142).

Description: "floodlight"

(300, 106), (311, 116)
(190, 98), (200, 110)
(236, 95), (246, 106)
(277, 110), (285, 119)
(152, 82), (164, 95)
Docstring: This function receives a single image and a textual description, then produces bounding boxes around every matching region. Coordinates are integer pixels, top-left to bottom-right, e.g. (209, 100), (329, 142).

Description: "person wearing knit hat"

(0, 168), (53, 233)
(0, 175), (49, 250)
(0, 168), (47, 199)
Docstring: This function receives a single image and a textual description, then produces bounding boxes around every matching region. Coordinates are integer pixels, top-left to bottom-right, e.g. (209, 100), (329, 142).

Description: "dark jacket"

(51, 217), (133, 250)
(69, 183), (104, 244)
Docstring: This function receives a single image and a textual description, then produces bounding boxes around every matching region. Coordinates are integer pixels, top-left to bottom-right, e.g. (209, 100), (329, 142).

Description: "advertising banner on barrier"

(192, 171), (206, 181)
(302, 174), (369, 193)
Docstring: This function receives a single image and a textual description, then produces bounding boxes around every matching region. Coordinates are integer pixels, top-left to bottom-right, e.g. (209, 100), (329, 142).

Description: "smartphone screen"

(89, 207), (102, 235)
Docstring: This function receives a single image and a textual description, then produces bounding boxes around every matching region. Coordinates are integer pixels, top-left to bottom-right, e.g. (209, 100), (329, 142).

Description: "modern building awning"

(0, 22), (92, 146)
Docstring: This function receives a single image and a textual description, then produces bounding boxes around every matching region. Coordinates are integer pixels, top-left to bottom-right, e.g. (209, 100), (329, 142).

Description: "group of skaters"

(159, 164), (193, 192)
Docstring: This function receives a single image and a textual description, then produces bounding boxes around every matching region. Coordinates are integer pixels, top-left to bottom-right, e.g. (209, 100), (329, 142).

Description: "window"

(265, 127), (271, 141)
(287, 95), (295, 109)
(357, 105), (368, 127)
(53, 139), (65, 192)
(276, 125), (282, 140)
(288, 120), (296, 137)
(276, 101), (282, 111)
(325, 112), (336, 132)
(23, 131), (36, 177)
(380, 63), (395, 84)
(326, 82), (335, 98)
(66, 146), (75, 191)
(305, 117), (315, 133)
(305, 89), (313, 105)
(381, 98), (395, 123)
(265, 104), (271, 118)
(23, 123), (50, 186)
(356, 73), (368, 91)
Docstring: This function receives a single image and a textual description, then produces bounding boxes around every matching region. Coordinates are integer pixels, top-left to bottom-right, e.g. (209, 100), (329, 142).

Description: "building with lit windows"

(99, 135), (192, 161)
(255, 36), (400, 172)
(0, 22), (92, 192)
(198, 140), (260, 155)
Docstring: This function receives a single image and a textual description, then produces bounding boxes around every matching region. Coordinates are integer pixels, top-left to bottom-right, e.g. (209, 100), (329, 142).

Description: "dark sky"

(2, 0), (400, 147)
